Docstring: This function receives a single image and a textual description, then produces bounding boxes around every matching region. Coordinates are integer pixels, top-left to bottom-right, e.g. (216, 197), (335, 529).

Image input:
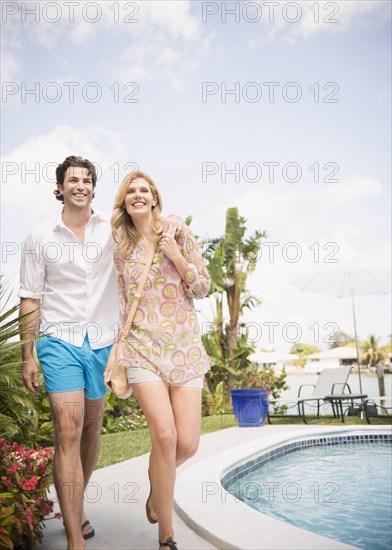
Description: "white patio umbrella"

(289, 269), (391, 393)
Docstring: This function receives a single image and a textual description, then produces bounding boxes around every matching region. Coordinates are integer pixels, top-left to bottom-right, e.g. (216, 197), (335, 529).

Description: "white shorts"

(128, 366), (204, 389)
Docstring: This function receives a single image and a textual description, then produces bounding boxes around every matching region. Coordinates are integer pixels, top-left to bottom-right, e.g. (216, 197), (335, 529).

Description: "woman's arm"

(158, 226), (211, 299)
(114, 258), (128, 330)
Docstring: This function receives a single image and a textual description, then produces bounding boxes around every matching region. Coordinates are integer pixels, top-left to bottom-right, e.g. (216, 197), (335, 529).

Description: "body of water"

(226, 438), (392, 550)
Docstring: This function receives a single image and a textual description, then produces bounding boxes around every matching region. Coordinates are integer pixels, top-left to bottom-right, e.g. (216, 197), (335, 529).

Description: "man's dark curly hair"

(54, 156), (97, 203)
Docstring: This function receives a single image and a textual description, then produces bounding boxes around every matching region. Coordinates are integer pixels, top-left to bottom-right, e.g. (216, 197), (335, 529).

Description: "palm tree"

(204, 208), (266, 370)
(360, 334), (388, 403)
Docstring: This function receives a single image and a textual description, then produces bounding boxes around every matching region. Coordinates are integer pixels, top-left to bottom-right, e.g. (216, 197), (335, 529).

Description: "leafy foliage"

(103, 392), (147, 433)
(360, 334), (388, 366)
(0, 284), (54, 447)
(289, 342), (321, 368)
(0, 438), (58, 549)
(231, 365), (288, 399)
(0, 287), (38, 443)
(203, 207), (266, 366)
(328, 330), (355, 349)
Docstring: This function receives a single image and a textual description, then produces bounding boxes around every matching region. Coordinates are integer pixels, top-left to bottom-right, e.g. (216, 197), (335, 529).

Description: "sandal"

(146, 468), (158, 524)
(81, 519), (95, 540)
(159, 537), (178, 549)
(63, 520), (95, 540)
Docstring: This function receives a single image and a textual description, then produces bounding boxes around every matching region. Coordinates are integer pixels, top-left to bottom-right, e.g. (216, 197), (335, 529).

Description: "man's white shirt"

(19, 211), (119, 349)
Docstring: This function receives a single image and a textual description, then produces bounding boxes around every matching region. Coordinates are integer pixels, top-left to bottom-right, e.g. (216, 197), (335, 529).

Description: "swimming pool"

(174, 425), (392, 550)
(222, 434), (391, 550)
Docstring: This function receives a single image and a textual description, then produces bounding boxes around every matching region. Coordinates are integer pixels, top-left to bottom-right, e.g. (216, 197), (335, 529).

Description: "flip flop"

(82, 519), (95, 540)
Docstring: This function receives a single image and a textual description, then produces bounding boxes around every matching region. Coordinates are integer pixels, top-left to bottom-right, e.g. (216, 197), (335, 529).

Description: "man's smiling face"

(58, 166), (94, 211)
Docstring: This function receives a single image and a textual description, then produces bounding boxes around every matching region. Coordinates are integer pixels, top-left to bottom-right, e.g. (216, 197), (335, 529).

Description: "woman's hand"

(104, 342), (119, 390)
(158, 232), (182, 262)
(104, 364), (113, 390)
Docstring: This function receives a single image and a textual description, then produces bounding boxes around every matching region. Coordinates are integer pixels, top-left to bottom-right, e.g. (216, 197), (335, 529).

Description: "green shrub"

(0, 438), (59, 549)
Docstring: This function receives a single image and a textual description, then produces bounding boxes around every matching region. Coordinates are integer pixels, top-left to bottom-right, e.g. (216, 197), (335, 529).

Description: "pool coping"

(174, 425), (392, 550)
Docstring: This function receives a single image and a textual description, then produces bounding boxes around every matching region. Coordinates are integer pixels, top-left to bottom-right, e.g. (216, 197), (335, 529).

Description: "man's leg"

(49, 390), (86, 550)
(79, 396), (106, 536)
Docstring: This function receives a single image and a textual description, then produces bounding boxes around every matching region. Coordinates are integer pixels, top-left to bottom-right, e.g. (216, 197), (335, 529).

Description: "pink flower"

(0, 527), (5, 536)
(23, 476), (38, 491)
(55, 512), (62, 519)
(6, 463), (19, 474)
(42, 502), (53, 516)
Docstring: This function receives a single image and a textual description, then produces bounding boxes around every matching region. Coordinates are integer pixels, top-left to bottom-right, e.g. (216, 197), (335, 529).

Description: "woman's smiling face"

(124, 178), (157, 216)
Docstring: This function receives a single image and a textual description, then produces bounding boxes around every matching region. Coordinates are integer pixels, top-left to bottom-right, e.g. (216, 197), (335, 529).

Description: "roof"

(307, 346), (357, 360)
(249, 351), (299, 363)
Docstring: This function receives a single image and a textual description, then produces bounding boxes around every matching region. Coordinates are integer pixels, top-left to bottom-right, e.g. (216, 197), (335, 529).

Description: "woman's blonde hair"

(111, 170), (163, 256)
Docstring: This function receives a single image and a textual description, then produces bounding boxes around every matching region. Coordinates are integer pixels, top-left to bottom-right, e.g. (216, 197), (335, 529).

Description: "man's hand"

(158, 232), (183, 263)
(22, 357), (39, 395)
(162, 215), (183, 237)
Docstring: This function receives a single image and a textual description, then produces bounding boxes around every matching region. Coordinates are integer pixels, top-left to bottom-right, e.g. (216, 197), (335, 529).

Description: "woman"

(104, 171), (211, 550)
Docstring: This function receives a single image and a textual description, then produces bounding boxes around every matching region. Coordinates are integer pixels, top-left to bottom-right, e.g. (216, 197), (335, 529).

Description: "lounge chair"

(268, 365), (353, 424)
(364, 397), (392, 423)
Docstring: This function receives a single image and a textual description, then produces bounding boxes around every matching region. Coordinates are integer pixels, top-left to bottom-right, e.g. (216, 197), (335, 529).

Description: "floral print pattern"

(114, 226), (211, 384)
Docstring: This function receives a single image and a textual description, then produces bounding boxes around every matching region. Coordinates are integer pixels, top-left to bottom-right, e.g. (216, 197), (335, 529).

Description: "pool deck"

(38, 423), (391, 550)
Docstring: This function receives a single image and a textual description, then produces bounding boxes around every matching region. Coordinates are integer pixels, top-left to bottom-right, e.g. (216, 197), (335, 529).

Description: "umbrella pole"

(350, 279), (363, 394)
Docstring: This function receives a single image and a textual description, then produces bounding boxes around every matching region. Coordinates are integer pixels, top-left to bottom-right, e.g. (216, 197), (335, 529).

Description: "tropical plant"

(289, 343), (321, 368)
(361, 334), (388, 367)
(0, 286), (38, 443)
(203, 208), (266, 371)
(328, 330), (355, 349)
(0, 438), (58, 549)
(231, 365), (288, 399)
(202, 326), (256, 413)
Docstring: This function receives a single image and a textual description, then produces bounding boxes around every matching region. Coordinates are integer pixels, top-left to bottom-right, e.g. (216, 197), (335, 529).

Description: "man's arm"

(20, 298), (40, 395)
(162, 215), (183, 237)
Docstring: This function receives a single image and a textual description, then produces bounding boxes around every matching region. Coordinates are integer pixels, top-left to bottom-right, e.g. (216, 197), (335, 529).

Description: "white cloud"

(257, 0), (392, 44)
(141, 1), (200, 40)
(318, 177), (383, 203)
(1, 50), (19, 82)
(1, 1), (210, 91)
(330, 223), (362, 240)
(295, 0), (391, 40)
(1, 125), (126, 216)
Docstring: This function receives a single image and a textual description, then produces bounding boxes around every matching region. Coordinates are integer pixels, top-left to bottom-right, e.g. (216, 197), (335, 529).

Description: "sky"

(1, 0), (391, 353)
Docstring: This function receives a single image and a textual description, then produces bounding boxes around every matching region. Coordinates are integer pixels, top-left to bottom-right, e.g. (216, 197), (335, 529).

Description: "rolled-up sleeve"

(19, 231), (45, 299)
(180, 227), (211, 299)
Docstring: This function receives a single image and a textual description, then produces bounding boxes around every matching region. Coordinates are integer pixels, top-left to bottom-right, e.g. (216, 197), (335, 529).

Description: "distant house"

(305, 346), (357, 373)
(249, 351), (299, 374)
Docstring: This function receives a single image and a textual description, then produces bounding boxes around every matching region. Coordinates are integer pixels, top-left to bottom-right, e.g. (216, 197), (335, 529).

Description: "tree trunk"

(376, 363), (386, 409)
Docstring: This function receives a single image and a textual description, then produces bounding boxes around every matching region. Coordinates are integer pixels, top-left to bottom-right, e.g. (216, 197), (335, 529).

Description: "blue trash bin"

(230, 388), (269, 427)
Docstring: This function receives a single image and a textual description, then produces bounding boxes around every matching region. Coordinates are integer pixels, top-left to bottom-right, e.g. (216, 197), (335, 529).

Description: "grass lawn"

(97, 412), (390, 469)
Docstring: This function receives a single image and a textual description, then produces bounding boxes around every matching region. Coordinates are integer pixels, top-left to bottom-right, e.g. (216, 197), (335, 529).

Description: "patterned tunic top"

(114, 225), (212, 384)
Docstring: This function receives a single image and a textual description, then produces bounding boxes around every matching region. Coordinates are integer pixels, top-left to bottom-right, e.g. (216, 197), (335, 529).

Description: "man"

(20, 156), (180, 550)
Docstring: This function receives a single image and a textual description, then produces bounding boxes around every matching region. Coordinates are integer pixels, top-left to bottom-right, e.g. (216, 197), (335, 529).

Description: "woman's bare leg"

(131, 381), (177, 542)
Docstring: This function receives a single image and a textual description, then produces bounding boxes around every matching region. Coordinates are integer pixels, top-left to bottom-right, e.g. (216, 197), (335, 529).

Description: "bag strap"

(121, 242), (157, 339)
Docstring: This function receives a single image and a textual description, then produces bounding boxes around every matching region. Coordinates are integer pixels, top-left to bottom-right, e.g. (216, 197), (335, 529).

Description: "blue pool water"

(224, 437), (392, 550)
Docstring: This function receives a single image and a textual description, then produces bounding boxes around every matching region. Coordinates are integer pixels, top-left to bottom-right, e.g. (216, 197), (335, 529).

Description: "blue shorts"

(36, 334), (111, 400)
